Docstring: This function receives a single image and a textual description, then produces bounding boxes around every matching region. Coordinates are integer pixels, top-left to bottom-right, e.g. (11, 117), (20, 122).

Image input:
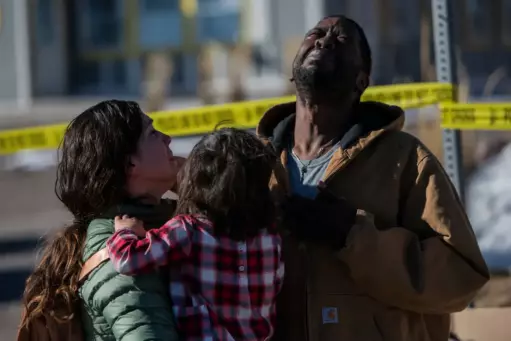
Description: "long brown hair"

(175, 128), (276, 240)
(21, 100), (144, 326)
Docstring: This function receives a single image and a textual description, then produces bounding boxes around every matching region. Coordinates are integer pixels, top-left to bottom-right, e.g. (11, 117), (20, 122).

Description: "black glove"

(281, 190), (357, 249)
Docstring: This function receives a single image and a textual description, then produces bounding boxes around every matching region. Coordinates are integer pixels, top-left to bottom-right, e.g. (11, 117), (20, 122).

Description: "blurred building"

(0, 0), (509, 107)
(34, 0), (247, 97)
(0, 0), (258, 103)
(324, 0), (511, 95)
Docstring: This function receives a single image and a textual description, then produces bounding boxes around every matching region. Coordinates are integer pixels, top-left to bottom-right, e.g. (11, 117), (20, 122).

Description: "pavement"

(0, 168), (69, 340)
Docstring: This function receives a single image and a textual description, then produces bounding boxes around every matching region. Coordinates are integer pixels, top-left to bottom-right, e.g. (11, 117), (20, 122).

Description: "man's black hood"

(256, 101), (405, 153)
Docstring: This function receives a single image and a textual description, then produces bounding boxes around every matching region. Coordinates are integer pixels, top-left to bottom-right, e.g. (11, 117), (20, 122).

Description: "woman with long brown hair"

(19, 100), (183, 341)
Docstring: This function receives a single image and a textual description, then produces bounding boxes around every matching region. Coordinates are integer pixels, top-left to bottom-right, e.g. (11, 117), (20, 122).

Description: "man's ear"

(355, 72), (369, 93)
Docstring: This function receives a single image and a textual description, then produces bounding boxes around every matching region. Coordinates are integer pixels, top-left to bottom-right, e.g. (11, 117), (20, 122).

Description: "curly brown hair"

(21, 100), (144, 326)
(175, 128), (277, 240)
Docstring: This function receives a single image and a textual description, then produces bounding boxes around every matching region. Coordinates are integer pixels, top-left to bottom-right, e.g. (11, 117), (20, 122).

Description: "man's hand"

(114, 215), (146, 237)
(282, 189), (357, 249)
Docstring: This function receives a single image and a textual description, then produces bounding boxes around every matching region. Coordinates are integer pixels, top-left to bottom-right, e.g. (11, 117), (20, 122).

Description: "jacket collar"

(99, 198), (175, 230)
(257, 100), (405, 154)
(83, 198), (175, 263)
(257, 100), (405, 184)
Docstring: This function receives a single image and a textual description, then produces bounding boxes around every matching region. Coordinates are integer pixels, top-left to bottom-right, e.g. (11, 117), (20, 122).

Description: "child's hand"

(114, 215), (145, 237)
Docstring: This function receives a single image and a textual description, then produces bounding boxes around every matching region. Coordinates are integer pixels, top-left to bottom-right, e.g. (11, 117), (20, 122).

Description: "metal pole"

(431, 0), (464, 201)
(303, 0), (325, 32)
(13, 0), (32, 111)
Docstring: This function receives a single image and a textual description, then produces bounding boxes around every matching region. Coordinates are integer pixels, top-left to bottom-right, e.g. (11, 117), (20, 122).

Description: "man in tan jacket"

(257, 15), (489, 341)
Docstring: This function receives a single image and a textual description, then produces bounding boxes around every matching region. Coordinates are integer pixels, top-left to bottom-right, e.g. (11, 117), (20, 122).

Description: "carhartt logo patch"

(322, 307), (338, 324)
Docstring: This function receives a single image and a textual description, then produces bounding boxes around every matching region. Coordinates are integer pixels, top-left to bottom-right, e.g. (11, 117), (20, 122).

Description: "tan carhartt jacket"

(257, 101), (489, 341)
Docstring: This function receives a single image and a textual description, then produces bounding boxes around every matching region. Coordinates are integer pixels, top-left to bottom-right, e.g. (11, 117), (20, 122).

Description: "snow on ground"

(466, 144), (511, 271)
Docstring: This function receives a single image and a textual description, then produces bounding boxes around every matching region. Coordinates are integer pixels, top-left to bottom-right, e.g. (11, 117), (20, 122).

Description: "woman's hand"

(114, 215), (146, 237)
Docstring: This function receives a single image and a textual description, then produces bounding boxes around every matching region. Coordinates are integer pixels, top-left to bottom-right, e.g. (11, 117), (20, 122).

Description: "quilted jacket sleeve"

(80, 220), (179, 341)
(100, 263), (178, 341)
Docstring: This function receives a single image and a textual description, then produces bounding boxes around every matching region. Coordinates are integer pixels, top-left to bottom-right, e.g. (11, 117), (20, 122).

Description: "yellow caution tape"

(0, 82), (453, 156)
(361, 82), (453, 108)
(0, 124), (69, 156)
(151, 96), (295, 138)
(441, 103), (511, 130)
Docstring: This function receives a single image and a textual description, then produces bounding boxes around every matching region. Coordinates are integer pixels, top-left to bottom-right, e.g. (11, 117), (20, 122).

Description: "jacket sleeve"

(107, 217), (192, 275)
(91, 262), (179, 341)
(337, 153), (490, 314)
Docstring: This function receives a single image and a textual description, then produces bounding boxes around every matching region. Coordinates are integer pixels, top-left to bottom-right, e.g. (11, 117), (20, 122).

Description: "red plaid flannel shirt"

(107, 214), (284, 341)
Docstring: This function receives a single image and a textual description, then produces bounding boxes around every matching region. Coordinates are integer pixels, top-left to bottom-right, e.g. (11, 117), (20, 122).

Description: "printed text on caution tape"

(441, 103), (511, 130)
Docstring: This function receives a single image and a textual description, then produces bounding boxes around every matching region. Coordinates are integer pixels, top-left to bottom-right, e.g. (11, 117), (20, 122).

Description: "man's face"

(292, 16), (365, 101)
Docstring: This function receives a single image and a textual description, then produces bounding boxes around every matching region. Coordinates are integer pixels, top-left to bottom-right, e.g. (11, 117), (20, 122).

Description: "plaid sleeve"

(106, 216), (193, 275)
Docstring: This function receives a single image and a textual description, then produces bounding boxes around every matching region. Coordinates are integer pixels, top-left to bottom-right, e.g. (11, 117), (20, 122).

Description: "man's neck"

(293, 99), (354, 158)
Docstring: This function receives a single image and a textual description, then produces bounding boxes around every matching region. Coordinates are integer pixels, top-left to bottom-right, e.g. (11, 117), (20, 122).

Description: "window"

(197, 12), (239, 43)
(502, 0), (511, 46)
(467, 0), (491, 34)
(390, 0), (418, 43)
(138, 0), (181, 48)
(75, 0), (123, 51)
(37, 0), (54, 44)
(141, 0), (178, 11)
(198, 0), (239, 15)
(171, 53), (185, 86)
(75, 60), (100, 88)
(197, 0), (240, 43)
(112, 60), (126, 86)
(74, 59), (127, 92)
(462, 0), (493, 49)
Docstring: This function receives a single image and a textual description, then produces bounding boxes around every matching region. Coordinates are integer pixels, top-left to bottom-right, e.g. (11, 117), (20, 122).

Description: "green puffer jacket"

(79, 199), (179, 341)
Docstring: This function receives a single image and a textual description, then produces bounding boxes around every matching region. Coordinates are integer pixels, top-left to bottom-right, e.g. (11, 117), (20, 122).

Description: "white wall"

(347, 0), (381, 83)
(0, 0), (32, 109)
(303, 0), (325, 31)
(247, 0), (270, 44)
(32, 0), (68, 96)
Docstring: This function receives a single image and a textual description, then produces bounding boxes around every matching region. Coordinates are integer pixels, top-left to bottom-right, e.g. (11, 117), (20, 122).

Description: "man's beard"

(292, 63), (357, 105)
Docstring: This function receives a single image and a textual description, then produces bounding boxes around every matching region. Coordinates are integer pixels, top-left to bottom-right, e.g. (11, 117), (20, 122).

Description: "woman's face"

(127, 114), (182, 198)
